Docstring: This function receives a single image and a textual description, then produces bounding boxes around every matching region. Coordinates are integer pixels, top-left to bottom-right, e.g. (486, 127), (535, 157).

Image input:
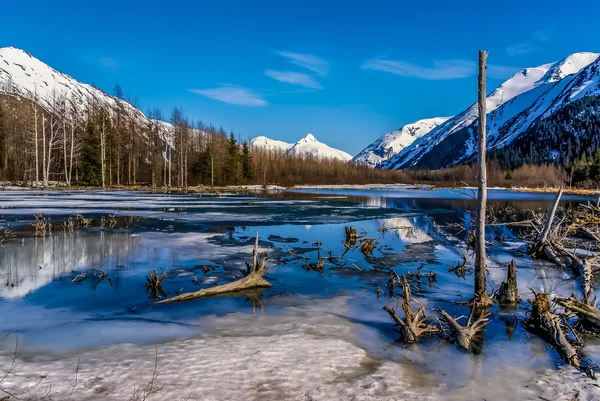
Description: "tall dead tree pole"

(474, 50), (491, 306)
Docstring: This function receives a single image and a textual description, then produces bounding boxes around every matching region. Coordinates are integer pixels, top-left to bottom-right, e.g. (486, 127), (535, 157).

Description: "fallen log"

(557, 296), (600, 333)
(156, 233), (271, 304)
(524, 290), (580, 367)
(383, 275), (438, 343)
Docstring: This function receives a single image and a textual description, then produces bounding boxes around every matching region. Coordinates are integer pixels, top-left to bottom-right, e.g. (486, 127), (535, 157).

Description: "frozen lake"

(0, 189), (598, 400)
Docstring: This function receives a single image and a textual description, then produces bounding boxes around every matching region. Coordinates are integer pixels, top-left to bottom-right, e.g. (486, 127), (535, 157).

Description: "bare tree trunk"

(68, 109), (75, 186)
(168, 147), (172, 187)
(33, 106), (40, 186)
(163, 142), (167, 187)
(63, 108), (68, 185)
(101, 115), (106, 188)
(42, 114), (47, 187)
(474, 50), (490, 306)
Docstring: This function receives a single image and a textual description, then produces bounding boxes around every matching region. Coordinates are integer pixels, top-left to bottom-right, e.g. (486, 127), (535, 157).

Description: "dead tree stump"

(437, 308), (489, 351)
(495, 260), (520, 305)
(383, 275), (438, 343)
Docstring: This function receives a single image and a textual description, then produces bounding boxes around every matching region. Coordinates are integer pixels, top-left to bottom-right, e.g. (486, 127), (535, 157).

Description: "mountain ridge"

(379, 51), (600, 170)
(250, 133), (352, 161)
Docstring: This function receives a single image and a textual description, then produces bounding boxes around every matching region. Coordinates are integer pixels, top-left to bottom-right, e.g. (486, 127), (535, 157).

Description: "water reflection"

(0, 231), (140, 298)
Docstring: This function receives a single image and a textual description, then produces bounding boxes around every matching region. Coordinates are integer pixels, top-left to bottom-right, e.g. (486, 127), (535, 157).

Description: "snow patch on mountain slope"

(381, 52), (600, 170)
(353, 117), (451, 167)
(0, 46), (173, 144)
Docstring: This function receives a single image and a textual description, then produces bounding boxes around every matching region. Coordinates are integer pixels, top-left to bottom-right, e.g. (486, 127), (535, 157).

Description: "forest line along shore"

(0, 181), (598, 197)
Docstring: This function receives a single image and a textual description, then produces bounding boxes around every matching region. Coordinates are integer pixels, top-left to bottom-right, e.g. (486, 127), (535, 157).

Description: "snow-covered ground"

(1, 295), (596, 401)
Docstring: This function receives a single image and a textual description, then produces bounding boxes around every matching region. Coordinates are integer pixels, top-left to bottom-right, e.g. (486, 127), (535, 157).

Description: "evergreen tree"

(79, 112), (102, 186)
(225, 133), (240, 184)
(241, 141), (253, 181)
(191, 145), (212, 183)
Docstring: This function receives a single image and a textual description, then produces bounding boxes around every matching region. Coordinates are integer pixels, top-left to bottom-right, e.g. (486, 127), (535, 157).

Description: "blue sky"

(1, 0), (599, 155)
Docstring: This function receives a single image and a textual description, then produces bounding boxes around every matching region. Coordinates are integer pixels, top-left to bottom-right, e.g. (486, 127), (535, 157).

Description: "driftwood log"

(156, 233), (271, 304)
(437, 308), (489, 351)
(525, 290), (580, 367)
(557, 296), (600, 333)
(383, 275), (438, 342)
(495, 260), (520, 305)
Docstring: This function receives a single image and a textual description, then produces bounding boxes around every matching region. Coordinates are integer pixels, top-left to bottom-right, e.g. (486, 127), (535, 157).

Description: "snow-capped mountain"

(0, 46), (171, 141)
(251, 133), (353, 161)
(249, 136), (293, 152)
(353, 117), (451, 167)
(288, 134), (353, 161)
(381, 52), (600, 170)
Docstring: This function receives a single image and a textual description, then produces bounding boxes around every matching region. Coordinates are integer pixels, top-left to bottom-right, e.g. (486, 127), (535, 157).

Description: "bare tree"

(474, 50), (492, 307)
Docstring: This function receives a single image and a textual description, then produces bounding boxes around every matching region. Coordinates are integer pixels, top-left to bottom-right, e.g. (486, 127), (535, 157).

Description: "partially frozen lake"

(0, 189), (598, 400)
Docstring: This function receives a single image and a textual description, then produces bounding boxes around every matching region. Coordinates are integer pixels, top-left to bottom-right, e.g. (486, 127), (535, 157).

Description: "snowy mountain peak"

(544, 52), (600, 82)
(300, 133), (318, 143)
(249, 136), (293, 152)
(251, 133), (352, 161)
(353, 117), (451, 167)
(380, 51), (600, 170)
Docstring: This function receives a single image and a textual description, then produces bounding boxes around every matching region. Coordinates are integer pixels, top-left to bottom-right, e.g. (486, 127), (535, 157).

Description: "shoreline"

(1, 182), (597, 197)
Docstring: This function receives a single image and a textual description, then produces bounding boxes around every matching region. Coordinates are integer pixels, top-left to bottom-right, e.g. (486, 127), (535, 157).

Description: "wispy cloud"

(264, 70), (322, 89)
(506, 26), (554, 56)
(487, 64), (520, 80)
(533, 27), (554, 43)
(361, 59), (474, 80)
(505, 43), (536, 56)
(276, 51), (329, 76)
(94, 56), (121, 72)
(190, 85), (267, 107)
(362, 58), (519, 81)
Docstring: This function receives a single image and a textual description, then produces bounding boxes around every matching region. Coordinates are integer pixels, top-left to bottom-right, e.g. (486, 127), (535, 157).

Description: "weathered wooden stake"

(474, 50), (491, 306)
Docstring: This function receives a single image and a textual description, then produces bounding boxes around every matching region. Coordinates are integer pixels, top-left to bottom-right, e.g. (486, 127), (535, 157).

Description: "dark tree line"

(0, 85), (406, 187)
(489, 95), (600, 186)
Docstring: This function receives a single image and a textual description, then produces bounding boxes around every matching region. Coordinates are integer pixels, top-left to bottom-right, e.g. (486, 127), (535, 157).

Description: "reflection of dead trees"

(427, 271), (437, 285)
(146, 268), (168, 300)
(449, 256), (472, 279)
(437, 308), (490, 352)
(344, 226), (359, 242)
(33, 214), (48, 236)
(156, 233), (271, 304)
(494, 260), (520, 305)
(106, 214), (118, 228)
(92, 268), (113, 291)
(302, 249), (325, 274)
(358, 238), (378, 256)
(0, 227), (15, 246)
(343, 226), (364, 256)
(383, 275), (438, 343)
(525, 290), (580, 367)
